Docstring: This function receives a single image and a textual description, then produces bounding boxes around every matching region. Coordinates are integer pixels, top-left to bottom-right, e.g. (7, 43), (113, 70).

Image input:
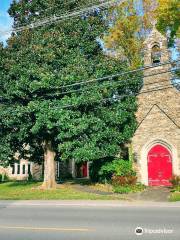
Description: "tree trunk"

(41, 139), (57, 189)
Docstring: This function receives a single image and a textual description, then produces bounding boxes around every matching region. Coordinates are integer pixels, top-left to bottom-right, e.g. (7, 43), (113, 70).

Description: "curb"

(0, 200), (180, 208)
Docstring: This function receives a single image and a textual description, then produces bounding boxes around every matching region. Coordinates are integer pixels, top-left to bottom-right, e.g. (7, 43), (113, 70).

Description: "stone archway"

(147, 144), (172, 186)
(139, 139), (179, 186)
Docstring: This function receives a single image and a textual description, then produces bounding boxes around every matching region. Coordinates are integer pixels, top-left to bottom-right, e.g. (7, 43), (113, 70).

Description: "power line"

(1, 83), (179, 110)
(1, 0), (177, 78)
(0, 62), (178, 103)
(0, 68), (179, 104)
(0, 0), (122, 36)
(36, 83), (180, 111)
(36, 69), (178, 99)
(10, 0), (105, 29)
(34, 60), (179, 92)
(0, 0), (178, 75)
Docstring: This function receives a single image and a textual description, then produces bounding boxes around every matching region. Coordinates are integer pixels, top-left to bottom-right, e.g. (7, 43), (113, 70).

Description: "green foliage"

(105, 0), (180, 66)
(113, 183), (145, 194)
(174, 186), (180, 192)
(113, 185), (131, 194)
(89, 157), (114, 182)
(131, 183), (146, 192)
(0, 1), (140, 170)
(0, 174), (9, 182)
(170, 183), (180, 202)
(99, 158), (136, 180)
(155, 0), (180, 46)
(170, 175), (180, 187)
(105, 0), (144, 69)
(169, 192), (180, 202)
(142, 0), (180, 46)
(112, 175), (137, 186)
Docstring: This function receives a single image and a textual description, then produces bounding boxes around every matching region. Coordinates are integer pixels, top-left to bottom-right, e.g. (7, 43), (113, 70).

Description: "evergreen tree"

(0, 0), (141, 188)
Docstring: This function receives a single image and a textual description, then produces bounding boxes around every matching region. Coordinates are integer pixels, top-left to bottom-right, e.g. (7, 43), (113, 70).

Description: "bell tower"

(131, 26), (180, 187)
(142, 27), (172, 92)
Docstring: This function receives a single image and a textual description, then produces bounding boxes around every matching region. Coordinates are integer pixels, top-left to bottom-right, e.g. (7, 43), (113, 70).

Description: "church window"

(22, 164), (26, 174)
(11, 164), (15, 175)
(17, 164), (20, 174)
(28, 163), (31, 174)
(151, 44), (161, 64)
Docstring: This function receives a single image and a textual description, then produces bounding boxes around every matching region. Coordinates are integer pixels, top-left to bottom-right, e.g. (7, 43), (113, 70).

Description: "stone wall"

(132, 103), (180, 184)
(0, 160), (42, 181)
(131, 28), (180, 185)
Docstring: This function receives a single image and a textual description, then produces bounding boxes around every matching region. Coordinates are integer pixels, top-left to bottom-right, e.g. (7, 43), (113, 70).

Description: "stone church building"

(132, 27), (180, 186)
(1, 28), (179, 186)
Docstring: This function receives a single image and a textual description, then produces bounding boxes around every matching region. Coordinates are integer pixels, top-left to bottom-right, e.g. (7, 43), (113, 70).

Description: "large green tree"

(0, 0), (141, 188)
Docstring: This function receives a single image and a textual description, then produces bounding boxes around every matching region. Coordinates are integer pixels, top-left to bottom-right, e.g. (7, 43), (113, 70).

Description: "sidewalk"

(0, 200), (180, 208)
(127, 186), (171, 202)
(73, 183), (171, 202)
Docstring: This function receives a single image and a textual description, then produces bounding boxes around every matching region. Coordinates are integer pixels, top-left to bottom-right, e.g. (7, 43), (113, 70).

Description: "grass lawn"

(169, 192), (180, 202)
(169, 186), (180, 202)
(0, 181), (127, 200)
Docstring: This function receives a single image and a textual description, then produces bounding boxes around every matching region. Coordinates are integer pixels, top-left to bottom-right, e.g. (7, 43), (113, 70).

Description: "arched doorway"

(148, 144), (172, 186)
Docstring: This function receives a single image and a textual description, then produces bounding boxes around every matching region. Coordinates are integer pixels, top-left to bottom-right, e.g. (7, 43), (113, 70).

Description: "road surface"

(0, 201), (179, 240)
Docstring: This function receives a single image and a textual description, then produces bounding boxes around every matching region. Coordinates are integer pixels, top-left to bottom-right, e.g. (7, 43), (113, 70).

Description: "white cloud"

(0, 11), (9, 18)
(0, 25), (12, 44)
(0, 11), (13, 44)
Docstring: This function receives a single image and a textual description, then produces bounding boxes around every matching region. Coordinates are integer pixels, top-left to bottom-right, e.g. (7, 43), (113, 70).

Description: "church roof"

(143, 27), (167, 45)
(136, 104), (180, 131)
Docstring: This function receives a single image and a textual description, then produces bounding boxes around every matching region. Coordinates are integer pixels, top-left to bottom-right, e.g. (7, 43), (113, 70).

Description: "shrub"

(130, 183), (146, 192)
(99, 158), (136, 182)
(113, 183), (145, 194)
(170, 175), (180, 187)
(4, 174), (9, 182)
(113, 185), (131, 194)
(174, 186), (180, 192)
(127, 175), (137, 185)
(90, 157), (114, 182)
(0, 173), (9, 182)
(112, 175), (137, 186)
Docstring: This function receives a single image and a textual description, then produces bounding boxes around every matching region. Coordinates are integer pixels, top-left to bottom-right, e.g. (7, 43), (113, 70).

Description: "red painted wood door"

(148, 144), (172, 186)
(82, 162), (88, 178)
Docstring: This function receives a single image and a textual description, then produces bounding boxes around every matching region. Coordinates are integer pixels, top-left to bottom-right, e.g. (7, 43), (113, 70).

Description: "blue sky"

(0, 0), (13, 43)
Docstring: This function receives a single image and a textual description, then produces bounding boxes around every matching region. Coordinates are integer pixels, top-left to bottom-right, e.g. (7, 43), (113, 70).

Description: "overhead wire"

(9, 0), (108, 28)
(0, 0), (123, 36)
(33, 60), (179, 92)
(0, 61), (178, 103)
(0, 61), (179, 102)
(34, 83), (180, 111)
(0, 1), (179, 103)
(1, 83), (179, 110)
(0, 67), (179, 104)
(36, 68), (179, 99)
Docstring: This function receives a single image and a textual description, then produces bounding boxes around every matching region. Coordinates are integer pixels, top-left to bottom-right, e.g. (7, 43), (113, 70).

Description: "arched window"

(151, 44), (161, 64)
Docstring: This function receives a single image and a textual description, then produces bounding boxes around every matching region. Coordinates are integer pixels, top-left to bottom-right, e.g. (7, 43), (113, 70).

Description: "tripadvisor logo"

(135, 227), (174, 235)
(135, 227), (143, 236)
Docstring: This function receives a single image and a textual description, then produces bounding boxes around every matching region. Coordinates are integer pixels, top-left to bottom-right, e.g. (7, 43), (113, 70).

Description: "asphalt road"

(0, 201), (179, 240)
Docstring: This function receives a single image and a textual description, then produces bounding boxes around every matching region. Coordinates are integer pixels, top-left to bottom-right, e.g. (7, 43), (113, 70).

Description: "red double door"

(148, 144), (172, 186)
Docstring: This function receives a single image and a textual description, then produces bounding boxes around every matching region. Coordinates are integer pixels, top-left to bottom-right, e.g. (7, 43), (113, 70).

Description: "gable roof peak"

(144, 27), (167, 45)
